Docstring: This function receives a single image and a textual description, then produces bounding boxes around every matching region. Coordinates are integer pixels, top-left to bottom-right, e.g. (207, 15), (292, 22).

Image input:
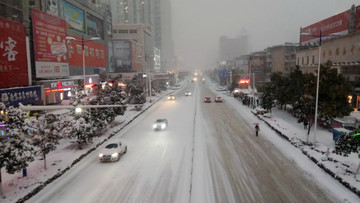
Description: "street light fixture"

(137, 54), (154, 103)
(66, 35), (100, 94)
(300, 31), (340, 144)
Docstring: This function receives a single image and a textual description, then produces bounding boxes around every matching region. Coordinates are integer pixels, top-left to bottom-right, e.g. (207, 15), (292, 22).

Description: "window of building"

(118, 30), (128, 33)
(129, 30), (137, 33)
(328, 50), (332, 56)
(302, 57), (304, 65)
(343, 47), (346, 55)
(312, 56), (315, 64)
(113, 30), (118, 33)
(336, 48), (339, 55)
(306, 56), (309, 64)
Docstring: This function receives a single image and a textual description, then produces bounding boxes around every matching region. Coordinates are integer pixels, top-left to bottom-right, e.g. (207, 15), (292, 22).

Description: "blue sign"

(219, 71), (228, 78)
(0, 86), (42, 107)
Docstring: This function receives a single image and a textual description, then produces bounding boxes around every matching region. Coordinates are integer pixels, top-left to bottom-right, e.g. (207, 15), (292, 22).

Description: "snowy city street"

(21, 81), (359, 203)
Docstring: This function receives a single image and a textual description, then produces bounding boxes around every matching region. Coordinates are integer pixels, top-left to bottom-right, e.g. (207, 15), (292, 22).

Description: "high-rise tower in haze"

(219, 29), (249, 61)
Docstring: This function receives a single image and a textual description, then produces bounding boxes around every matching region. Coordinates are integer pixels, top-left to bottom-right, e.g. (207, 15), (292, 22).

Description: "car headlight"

(111, 153), (118, 158)
(168, 96), (171, 99)
(161, 123), (166, 129)
(153, 124), (157, 128)
(99, 153), (104, 158)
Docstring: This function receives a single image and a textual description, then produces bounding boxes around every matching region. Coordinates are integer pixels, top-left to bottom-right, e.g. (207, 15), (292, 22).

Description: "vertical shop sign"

(0, 17), (28, 88)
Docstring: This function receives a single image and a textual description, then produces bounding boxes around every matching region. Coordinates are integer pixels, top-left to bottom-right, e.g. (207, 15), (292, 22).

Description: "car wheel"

(124, 146), (127, 154)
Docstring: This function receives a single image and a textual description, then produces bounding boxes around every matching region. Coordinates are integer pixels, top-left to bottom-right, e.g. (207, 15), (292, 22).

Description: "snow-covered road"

(27, 81), (350, 202)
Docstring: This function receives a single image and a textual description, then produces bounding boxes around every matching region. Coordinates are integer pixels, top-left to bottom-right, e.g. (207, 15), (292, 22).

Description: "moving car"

(99, 141), (127, 162)
(185, 91), (192, 96)
(153, 118), (168, 130)
(215, 96), (223, 103)
(168, 95), (176, 100)
(204, 97), (211, 103)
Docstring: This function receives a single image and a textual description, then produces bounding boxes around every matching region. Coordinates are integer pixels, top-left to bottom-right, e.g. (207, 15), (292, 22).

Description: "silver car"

(153, 118), (168, 130)
(99, 141), (127, 162)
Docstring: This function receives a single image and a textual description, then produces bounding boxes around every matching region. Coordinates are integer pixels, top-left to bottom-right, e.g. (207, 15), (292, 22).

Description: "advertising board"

(60, 0), (85, 33)
(86, 13), (103, 39)
(32, 9), (69, 78)
(300, 9), (350, 44)
(0, 86), (42, 107)
(67, 36), (107, 68)
(0, 17), (28, 88)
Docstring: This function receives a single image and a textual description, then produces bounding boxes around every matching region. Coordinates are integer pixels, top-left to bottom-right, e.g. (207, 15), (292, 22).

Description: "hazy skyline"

(171, 0), (359, 69)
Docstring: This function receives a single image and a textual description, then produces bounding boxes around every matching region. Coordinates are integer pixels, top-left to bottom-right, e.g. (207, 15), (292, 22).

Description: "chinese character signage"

(67, 35), (107, 68)
(0, 17), (28, 88)
(0, 86), (41, 107)
(32, 8), (69, 78)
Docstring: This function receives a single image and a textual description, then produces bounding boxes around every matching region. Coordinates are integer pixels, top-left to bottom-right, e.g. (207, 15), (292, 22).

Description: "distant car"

(99, 141), (127, 162)
(168, 95), (176, 100)
(185, 91), (192, 96)
(215, 96), (223, 103)
(204, 97), (211, 103)
(153, 118), (168, 130)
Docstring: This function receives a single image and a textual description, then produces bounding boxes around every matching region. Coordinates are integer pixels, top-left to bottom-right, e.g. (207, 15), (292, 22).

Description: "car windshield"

(156, 119), (165, 123)
(105, 143), (118, 149)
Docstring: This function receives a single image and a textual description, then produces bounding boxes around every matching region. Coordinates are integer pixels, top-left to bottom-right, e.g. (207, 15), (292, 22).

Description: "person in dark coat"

(255, 125), (260, 136)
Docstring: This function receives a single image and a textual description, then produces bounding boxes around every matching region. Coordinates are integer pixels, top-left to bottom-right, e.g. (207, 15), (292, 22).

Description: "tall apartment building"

(219, 33), (249, 61)
(110, 0), (151, 24)
(152, 0), (174, 71)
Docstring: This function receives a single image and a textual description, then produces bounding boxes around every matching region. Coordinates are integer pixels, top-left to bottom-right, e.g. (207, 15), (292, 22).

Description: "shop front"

(35, 79), (81, 104)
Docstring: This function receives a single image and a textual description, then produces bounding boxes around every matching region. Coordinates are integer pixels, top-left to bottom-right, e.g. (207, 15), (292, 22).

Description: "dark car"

(204, 97), (211, 103)
(215, 96), (223, 103)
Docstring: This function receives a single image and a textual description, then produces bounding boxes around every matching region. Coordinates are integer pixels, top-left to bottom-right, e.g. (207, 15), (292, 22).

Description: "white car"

(185, 91), (192, 96)
(168, 95), (176, 100)
(99, 141), (127, 162)
(153, 118), (168, 130)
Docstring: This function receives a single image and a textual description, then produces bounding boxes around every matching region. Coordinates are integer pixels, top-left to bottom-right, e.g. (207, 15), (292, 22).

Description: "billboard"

(67, 36), (107, 68)
(0, 17), (28, 88)
(60, 0), (85, 33)
(300, 9), (350, 44)
(86, 13), (103, 39)
(32, 9), (69, 78)
(0, 86), (41, 107)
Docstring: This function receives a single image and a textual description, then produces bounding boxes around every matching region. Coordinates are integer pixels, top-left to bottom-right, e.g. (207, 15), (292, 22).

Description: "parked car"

(185, 91), (192, 96)
(153, 118), (168, 130)
(204, 97), (211, 103)
(99, 141), (127, 162)
(168, 95), (176, 100)
(215, 96), (223, 103)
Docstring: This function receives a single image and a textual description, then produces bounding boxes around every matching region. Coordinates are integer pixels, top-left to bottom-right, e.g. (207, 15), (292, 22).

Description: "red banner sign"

(32, 8), (69, 78)
(0, 17), (28, 88)
(67, 36), (107, 68)
(300, 9), (350, 44)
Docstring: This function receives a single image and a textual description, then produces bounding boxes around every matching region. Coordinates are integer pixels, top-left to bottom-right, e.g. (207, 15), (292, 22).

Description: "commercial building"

(219, 32), (249, 61)
(0, 0), (112, 105)
(266, 43), (297, 75)
(297, 4), (360, 108)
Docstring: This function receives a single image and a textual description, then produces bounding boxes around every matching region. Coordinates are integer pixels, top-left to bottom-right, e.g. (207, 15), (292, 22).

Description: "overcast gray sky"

(171, 0), (359, 69)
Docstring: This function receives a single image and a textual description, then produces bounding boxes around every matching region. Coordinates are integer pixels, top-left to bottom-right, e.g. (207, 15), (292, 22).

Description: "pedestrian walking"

(303, 120), (308, 129)
(255, 124), (260, 137)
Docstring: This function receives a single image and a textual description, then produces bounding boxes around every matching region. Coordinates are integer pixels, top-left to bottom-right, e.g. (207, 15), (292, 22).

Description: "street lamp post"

(300, 31), (340, 144)
(66, 35), (100, 93)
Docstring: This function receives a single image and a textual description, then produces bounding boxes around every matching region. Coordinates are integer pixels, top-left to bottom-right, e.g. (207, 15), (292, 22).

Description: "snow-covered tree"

(0, 103), (34, 197)
(335, 133), (360, 158)
(25, 114), (63, 170)
(63, 110), (95, 149)
(125, 77), (146, 104)
(260, 82), (275, 114)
